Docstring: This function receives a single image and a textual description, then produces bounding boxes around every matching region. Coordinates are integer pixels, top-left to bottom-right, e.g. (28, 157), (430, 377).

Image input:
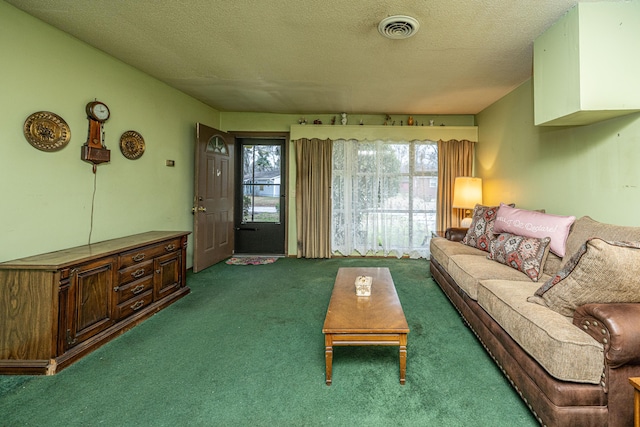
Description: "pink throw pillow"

(493, 204), (575, 257)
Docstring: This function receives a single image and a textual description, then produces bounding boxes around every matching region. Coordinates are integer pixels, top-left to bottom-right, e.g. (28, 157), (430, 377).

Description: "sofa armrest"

(445, 227), (468, 242)
(573, 303), (640, 367)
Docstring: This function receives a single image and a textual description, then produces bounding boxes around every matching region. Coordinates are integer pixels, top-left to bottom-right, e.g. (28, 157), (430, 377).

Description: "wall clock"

(23, 111), (71, 152)
(86, 101), (110, 122)
(81, 100), (111, 172)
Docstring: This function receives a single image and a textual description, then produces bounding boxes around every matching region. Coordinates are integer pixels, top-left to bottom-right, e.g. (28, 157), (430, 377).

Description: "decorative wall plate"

(23, 111), (71, 151)
(119, 130), (145, 159)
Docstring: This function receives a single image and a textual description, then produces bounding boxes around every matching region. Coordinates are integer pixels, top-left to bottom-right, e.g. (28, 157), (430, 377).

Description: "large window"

(332, 139), (437, 258)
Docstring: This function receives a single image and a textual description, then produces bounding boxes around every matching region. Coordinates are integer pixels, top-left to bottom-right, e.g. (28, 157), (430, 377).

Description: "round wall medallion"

(23, 111), (71, 152)
(119, 130), (145, 160)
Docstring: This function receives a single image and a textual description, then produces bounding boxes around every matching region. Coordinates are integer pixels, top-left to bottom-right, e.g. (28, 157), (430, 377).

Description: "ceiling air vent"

(378, 15), (420, 39)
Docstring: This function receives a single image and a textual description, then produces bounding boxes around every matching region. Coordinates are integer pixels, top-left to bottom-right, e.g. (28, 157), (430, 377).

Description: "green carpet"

(0, 257), (536, 426)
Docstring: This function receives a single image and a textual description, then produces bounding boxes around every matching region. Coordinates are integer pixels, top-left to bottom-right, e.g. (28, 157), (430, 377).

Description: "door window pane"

(206, 136), (228, 154)
(242, 144), (281, 223)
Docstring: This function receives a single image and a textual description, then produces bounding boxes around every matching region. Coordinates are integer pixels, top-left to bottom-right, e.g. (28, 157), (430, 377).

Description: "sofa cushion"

(462, 204), (513, 252)
(561, 216), (640, 268)
(494, 204), (575, 257)
(529, 238), (640, 317)
(487, 233), (551, 282)
(448, 254), (539, 300)
(430, 237), (485, 270)
(477, 279), (604, 384)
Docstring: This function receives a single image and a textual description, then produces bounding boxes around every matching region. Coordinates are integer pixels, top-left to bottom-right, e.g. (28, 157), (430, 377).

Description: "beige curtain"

(436, 139), (475, 231)
(295, 138), (333, 258)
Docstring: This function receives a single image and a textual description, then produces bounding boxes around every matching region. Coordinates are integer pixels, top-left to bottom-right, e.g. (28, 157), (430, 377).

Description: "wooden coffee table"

(322, 267), (410, 385)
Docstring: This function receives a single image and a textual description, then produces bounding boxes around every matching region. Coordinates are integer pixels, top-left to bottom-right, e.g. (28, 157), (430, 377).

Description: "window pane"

(333, 141), (345, 170)
(242, 143), (281, 223)
(413, 176), (437, 205)
(357, 142), (376, 173)
(383, 144), (406, 174)
(242, 191), (280, 223)
(332, 210), (346, 248)
(415, 143), (438, 173)
(381, 175), (405, 206)
(332, 174), (344, 210)
(356, 175), (376, 207)
(411, 211), (436, 249)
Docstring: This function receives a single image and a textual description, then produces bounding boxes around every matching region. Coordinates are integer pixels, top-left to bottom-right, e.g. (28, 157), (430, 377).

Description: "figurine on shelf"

(313, 119), (322, 124)
(331, 116), (336, 125)
(341, 112), (347, 125)
(407, 116), (414, 126)
(298, 117), (307, 125)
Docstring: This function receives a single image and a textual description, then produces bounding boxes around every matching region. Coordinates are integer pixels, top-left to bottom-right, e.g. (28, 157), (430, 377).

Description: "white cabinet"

(534, 2), (640, 126)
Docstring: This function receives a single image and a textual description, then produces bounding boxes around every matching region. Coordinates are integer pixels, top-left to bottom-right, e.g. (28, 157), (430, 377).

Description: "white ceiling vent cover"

(378, 15), (420, 39)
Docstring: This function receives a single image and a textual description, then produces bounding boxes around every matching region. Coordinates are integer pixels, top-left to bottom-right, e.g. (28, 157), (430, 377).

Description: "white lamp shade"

(452, 177), (482, 210)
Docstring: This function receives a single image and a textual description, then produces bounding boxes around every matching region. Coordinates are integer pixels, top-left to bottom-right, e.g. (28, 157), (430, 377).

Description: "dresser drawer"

(113, 290), (153, 320)
(114, 275), (153, 305)
(118, 260), (153, 285)
(119, 238), (182, 269)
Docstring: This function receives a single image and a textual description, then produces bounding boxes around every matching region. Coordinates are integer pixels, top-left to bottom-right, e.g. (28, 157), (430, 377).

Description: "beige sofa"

(430, 215), (640, 427)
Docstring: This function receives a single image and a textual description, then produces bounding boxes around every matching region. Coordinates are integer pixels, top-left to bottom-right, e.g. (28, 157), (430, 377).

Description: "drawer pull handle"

(132, 253), (145, 262)
(165, 244), (176, 252)
(131, 268), (146, 279)
(131, 300), (145, 311)
(132, 284), (145, 294)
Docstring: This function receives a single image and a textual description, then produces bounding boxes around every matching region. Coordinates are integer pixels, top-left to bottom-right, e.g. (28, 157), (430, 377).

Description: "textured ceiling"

(5, 0), (620, 115)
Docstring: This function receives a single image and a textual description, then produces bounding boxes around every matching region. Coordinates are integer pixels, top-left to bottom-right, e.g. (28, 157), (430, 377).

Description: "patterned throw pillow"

(488, 233), (551, 282)
(528, 238), (640, 317)
(560, 216), (640, 268)
(462, 204), (513, 252)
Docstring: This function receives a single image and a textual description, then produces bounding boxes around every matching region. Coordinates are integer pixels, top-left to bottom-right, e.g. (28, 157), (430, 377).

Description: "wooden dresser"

(0, 231), (190, 375)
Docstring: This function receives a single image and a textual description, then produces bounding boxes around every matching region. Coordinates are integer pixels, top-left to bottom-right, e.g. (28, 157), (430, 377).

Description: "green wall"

(0, 1), (220, 264)
(476, 78), (640, 225)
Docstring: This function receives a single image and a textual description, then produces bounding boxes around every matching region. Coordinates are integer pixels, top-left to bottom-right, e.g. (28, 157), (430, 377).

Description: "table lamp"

(452, 177), (482, 228)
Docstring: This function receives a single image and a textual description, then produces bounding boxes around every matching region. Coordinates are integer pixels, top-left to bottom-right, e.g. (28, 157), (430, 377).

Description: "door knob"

(198, 206), (207, 212)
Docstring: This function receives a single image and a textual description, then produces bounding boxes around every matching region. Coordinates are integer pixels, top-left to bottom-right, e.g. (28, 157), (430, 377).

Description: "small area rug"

(225, 256), (278, 265)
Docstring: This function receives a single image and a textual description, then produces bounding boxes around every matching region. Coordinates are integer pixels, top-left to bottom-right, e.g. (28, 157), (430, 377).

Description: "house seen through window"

(332, 139), (437, 258)
(242, 144), (281, 223)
